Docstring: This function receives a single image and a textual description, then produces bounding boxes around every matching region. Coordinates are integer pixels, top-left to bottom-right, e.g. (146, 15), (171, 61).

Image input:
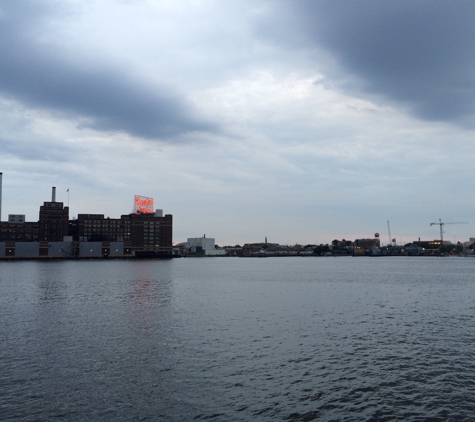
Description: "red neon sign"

(134, 195), (154, 214)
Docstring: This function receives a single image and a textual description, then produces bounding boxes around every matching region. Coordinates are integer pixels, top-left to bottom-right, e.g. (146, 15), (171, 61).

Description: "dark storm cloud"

(290, 1), (475, 124)
(0, 1), (215, 140)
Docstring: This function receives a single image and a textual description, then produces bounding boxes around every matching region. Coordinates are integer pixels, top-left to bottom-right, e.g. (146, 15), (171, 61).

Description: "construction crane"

(430, 219), (468, 245)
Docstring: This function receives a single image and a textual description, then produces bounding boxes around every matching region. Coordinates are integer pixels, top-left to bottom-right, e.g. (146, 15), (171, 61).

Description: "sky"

(1, 0), (475, 246)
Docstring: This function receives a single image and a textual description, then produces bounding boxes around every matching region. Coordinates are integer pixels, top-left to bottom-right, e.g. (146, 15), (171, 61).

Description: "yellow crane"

(430, 219), (468, 245)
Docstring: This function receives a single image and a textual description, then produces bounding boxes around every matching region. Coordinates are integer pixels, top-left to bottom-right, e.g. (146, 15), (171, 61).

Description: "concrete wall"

(79, 242), (103, 257)
(110, 242), (124, 256)
(206, 249), (226, 256)
(0, 241), (125, 258)
(48, 242), (73, 257)
(15, 242), (40, 257)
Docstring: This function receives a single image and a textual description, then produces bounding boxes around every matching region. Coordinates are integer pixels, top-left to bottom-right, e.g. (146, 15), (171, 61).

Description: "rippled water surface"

(1, 257), (475, 421)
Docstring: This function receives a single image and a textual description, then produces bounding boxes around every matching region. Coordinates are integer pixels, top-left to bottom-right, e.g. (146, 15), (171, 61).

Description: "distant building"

(225, 247), (243, 257)
(412, 240), (442, 250)
(187, 236), (225, 255)
(0, 185), (173, 258)
(74, 212), (173, 257)
(462, 238), (475, 249)
(38, 194), (69, 242)
(0, 221), (39, 242)
(8, 214), (25, 223)
(354, 238), (380, 250)
(331, 239), (353, 249)
(404, 243), (423, 255)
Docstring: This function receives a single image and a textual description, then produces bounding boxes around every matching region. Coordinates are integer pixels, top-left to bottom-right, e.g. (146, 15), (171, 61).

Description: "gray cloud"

(0, 136), (75, 162)
(282, 1), (475, 124)
(0, 1), (216, 140)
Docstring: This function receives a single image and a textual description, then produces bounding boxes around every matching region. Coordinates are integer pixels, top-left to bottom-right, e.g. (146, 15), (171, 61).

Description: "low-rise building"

(354, 238), (380, 250)
(0, 221), (39, 242)
(187, 236), (225, 255)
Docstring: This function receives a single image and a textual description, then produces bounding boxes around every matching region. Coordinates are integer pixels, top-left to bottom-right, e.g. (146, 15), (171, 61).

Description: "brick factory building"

(38, 188), (69, 241)
(0, 187), (173, 258)
(73, 212), (173, 257)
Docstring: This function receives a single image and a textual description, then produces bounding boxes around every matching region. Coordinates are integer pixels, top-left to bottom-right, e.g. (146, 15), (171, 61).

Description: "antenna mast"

(387, 221), (392, 246)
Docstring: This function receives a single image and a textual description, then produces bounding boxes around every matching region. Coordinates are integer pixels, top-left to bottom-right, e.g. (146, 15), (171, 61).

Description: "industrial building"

(0, 220), (39, 242)
(186, 236), (225, 256)
(0, 183), (173, 259)
(72, 211), (172, 256)
(39, 187), (70, 241)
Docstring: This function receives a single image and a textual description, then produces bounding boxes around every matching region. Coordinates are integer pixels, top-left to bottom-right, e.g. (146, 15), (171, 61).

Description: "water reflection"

(128, 260), (172, 305)
(36, 262), (69, 303)
(125, 261), (177, 414)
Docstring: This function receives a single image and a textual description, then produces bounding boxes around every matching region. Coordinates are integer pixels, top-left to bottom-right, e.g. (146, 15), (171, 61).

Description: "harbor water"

(1, 257), (475, 421)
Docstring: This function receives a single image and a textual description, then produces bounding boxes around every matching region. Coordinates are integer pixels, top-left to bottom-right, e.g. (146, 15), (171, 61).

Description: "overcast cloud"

(0, 0), (215, 139)
(296, 0), (475, 124)
(1, 0), (474, 245)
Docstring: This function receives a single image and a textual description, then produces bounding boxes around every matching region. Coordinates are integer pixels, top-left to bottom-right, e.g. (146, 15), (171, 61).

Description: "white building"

(187, 236), (225, 256)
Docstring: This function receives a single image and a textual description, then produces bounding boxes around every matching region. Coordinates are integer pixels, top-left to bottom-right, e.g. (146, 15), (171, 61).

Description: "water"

(1, 257), (475, 421)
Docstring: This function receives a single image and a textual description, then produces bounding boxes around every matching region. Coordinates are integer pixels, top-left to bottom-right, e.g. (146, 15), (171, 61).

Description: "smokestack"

(52, 187), (56, 202)
(0, 172), (2, 222)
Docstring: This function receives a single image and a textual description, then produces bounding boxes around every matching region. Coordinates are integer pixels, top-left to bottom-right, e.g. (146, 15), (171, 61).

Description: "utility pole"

(430, 219), (468, 245)
(387, 221), (392, 246)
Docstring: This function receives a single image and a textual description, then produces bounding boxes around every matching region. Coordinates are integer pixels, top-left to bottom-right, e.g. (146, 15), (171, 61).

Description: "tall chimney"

(0, 172), (2, 221)
(52, 186), (56, 202)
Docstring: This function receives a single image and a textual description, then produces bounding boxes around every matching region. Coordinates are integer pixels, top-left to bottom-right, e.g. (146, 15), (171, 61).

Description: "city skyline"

(0, 182), (471, 247)
(1, 1), (475, 245)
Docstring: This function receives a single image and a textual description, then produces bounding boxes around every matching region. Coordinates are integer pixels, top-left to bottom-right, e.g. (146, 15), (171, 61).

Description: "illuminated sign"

(134, 195), (154, 214)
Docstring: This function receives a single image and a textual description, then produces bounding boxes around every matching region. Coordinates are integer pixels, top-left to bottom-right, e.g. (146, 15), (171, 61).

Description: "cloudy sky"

(1, 0), (475, 245)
